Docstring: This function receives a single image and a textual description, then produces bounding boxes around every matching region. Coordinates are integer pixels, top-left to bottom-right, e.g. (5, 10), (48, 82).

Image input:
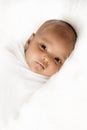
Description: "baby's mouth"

(35, 61), (45, 70)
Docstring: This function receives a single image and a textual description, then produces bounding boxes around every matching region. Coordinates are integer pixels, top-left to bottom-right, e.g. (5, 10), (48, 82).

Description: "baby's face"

(25, 30), (73, 77)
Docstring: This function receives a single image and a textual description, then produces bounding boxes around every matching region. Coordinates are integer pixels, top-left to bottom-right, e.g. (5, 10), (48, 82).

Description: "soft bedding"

(0, 0), (87, 130)
(0, 41), (48, 124)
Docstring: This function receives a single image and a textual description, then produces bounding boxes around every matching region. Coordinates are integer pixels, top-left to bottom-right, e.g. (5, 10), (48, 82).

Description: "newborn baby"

(25, 19), (77, 77)
(0, 19), (77, 124)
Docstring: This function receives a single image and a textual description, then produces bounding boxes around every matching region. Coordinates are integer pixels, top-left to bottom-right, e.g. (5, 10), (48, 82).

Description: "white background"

(0, 0), (87, 130)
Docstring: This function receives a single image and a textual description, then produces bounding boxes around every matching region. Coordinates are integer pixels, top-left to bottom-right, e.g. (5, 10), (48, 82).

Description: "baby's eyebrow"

(36, 36), (46, 44)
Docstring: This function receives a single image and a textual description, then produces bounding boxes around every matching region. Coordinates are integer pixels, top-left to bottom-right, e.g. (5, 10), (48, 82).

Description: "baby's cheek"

(50, 64), (58, 72)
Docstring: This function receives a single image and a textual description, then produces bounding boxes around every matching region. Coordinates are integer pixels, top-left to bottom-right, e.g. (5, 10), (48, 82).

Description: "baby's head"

(25, 19), (77, 77)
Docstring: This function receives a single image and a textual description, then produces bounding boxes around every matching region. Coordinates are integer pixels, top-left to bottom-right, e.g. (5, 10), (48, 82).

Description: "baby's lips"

(34, 61), (45, 70)
(37, 61), (45, 69)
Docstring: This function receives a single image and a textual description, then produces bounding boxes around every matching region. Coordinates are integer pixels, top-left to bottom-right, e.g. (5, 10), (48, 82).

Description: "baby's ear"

(24, 33), (35, 52)
(27, 33), (35, 44)
(24, 42), (29, 52)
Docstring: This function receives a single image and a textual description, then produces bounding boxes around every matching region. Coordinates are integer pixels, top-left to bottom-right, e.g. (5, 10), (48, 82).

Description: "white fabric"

(0, 41), (48, 124)
(0, 0), (87, 130)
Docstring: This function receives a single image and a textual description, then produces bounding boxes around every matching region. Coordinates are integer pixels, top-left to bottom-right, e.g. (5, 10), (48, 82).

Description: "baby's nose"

(42, 55), (49, 67)
(43, 56), (48, 62)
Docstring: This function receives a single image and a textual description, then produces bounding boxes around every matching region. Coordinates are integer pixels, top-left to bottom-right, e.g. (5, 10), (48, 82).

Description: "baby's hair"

(36, 19), (77, 49)
(59, 20), (77, 42)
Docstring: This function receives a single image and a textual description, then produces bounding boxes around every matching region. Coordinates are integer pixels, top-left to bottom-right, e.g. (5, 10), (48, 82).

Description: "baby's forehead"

(37, 21), (72, 36)
(36, 20), (77, 48)
(38, 23), (72, 41)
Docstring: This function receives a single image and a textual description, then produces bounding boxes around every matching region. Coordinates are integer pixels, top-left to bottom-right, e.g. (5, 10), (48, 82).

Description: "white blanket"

(0, 0), (87, 130)
(0, 42), (48, 124)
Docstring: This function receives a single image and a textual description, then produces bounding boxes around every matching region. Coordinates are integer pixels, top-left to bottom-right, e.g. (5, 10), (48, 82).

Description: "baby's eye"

(40, 44), (46, 50)
(54, 57), (61, 64)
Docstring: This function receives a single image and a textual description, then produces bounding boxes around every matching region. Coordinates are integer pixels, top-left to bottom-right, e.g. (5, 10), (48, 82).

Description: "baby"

(0, 19), (77, 123)
(24, 19), (77, 77)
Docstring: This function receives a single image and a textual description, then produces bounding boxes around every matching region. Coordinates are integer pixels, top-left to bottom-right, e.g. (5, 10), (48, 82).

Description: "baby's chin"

(27, 61), (53, 77)
(30, 65), (51, 77)
(30, 66), (47, 76)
